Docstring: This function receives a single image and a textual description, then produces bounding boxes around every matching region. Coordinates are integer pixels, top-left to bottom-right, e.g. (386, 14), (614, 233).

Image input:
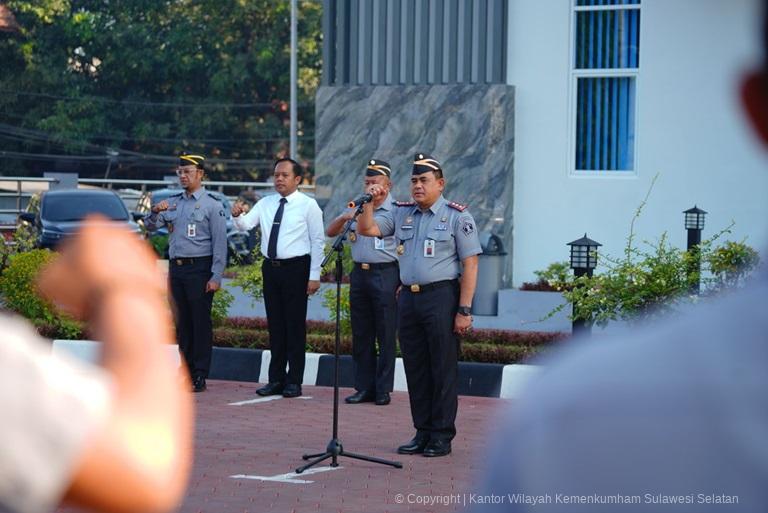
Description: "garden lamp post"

(683, 205), (707, 294)
(568, 234), (602, 337)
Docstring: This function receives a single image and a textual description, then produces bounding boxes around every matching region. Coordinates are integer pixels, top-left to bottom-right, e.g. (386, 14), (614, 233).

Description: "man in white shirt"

(232, 157), (325, 398)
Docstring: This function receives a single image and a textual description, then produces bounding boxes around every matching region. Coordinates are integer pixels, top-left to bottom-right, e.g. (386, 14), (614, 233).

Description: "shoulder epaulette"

(447, 201), (468, 212)
(394, 201), (416, 207)
(206, 192), (219, 200)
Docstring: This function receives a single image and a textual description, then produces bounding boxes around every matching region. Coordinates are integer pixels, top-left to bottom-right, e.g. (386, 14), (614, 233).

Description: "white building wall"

(508, 0), (768, 286)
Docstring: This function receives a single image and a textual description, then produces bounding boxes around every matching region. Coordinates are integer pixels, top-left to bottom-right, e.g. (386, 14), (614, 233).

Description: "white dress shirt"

(233, 190), (325, 280)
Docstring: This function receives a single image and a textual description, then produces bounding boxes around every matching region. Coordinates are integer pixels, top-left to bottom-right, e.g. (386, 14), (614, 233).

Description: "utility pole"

(290, 0), (298, 160)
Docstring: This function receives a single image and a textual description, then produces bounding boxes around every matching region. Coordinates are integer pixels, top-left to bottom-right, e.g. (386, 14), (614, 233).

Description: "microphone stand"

(296, 203), (402, 473)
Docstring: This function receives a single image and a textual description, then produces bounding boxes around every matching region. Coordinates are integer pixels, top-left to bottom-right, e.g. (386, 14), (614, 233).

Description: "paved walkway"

(180, 380), (506, 513)
(56, 380), (509, 513)
(181, 381), (510, 513)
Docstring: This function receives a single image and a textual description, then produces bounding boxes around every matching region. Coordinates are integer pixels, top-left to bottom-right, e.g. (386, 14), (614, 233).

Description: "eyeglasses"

(176, 167), (200, 176)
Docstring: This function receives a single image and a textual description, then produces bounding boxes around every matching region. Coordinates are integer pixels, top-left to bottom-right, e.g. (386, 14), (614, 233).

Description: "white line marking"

(230, 465), (340, 483)
(229, 396), (312, 406)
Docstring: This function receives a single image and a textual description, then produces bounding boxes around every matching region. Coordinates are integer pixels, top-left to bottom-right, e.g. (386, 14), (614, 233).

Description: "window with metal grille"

(572, 0), (640, 173)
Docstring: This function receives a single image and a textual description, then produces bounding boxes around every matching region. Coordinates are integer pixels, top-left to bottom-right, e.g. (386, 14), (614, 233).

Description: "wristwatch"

(457, 306), (472, 316)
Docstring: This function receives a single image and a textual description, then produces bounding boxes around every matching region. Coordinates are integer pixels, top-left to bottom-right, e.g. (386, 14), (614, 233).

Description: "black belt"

(354, 261), (398, 271)
(171, 256), (212, 266)
(265, 254), (309, 266)
(403, 279), (457, 293)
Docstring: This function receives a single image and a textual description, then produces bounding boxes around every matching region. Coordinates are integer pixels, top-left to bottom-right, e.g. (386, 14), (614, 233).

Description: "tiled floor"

(178, 380), (507, 513)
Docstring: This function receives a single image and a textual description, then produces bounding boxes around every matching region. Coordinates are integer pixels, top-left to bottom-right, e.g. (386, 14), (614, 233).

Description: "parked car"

(18, 189), (142, 249)
(136, 188), (253, 264)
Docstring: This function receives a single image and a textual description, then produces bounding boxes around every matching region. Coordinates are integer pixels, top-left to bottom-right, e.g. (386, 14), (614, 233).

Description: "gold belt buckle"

(361, 263), (370, 270)
(176, 259), (183, 266)
(410, 284), (420, 293)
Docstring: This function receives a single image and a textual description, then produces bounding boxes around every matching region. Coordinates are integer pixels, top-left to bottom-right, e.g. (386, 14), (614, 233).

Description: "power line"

(0, 130), (315, 145)
(0, 149), (285, 166)
(0, 123), (315, 170)
(0, 89), (316, 109)
(0, 123), (314, 159)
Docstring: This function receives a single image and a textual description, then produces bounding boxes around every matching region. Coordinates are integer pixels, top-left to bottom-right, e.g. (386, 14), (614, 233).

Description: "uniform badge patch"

(461, 220), (475, 236)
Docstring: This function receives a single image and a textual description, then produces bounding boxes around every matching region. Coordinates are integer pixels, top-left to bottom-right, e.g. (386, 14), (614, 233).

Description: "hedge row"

(212, 327), (553, 364)
(212, 328), (355, 355)
(35, 318), (564, 365)
(223, 316), (567, 347)
(225, 316), (338, 335)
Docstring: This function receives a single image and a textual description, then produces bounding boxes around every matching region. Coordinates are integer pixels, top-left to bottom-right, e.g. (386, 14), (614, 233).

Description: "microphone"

(348, 193), (373, 208)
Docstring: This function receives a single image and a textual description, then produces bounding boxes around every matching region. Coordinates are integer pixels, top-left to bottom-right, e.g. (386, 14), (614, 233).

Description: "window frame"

(568, 0), (641, 178)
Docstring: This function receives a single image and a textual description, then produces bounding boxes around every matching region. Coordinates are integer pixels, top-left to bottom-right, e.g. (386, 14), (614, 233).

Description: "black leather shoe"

(192, 376), (206, 393)
(375, 392), (391, 405)
(282, 384), (302, 398)
(256, 382), (284, 396)
(423, 439), (451, 457)
(345, 390), (375, 404)
(397, 435), (430, 455)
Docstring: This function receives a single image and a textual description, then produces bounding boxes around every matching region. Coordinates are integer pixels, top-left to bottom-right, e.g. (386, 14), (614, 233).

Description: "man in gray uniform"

(144, 154), (227, 393)
(326, 159), (399, 406)
(358, 153), (481, 457)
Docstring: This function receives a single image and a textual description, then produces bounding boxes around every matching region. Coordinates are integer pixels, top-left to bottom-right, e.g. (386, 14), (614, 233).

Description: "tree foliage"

(0, 0), (322, 180)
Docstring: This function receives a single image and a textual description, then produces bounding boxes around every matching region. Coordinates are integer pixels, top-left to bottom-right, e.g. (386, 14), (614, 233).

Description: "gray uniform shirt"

(375, 195), (482, 285)
(349, 194), (397, 264)
(144, 187), (227, 283)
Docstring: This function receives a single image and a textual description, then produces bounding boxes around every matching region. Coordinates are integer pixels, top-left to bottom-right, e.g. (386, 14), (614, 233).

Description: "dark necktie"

(267, 197), (287, 259)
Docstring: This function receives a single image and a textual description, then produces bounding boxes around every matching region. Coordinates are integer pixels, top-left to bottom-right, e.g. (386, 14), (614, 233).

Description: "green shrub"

(321, 284), (351, 336)
(230, 254), (264, 306)
(522, 261), (571, 291)
(34, 320), (85, 340)
(1, 249), (57, 321)
(0, 224), (37, 272)
(543, 177), (761, 327)
(214, 316), (565, 364)
(320, 242), (354, 282)
(460, 343), (544, 364)
(0, 249), (82, 337)
(224, 317), (270, 331)
(706, 240), (760, 290)
(148, 233), (170, 258)
(306, 332), (353, 354)
(213, 327), (270, 348)
(462, 328), (568, 347)
(211, 287), (234, 327)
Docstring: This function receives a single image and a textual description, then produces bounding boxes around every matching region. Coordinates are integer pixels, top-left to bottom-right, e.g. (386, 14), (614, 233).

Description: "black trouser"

(262, 255), (310, 385)
(349, 263), (399, 394)
(169, 256), (214, 379)
(398, 280), (460, 442)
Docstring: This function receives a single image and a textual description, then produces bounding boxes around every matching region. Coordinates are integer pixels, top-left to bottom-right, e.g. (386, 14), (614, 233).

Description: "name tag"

(400, 225), (413, 230)
(434, 224), (448, 231)
(187, 224), (196, 237)
(423, 239), (435, 258)
(374, 237), (384, 250)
